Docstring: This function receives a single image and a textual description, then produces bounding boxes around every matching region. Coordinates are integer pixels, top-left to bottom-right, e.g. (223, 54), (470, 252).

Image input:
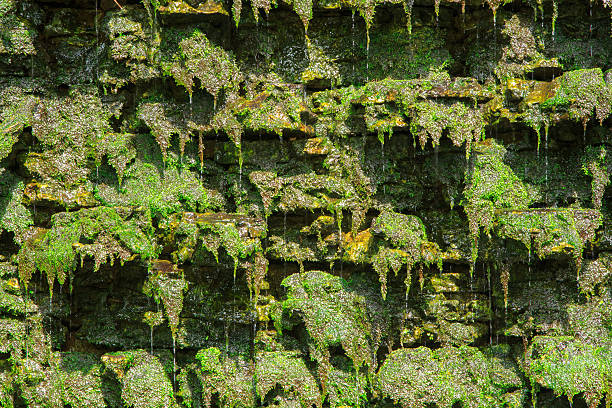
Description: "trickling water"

(351, 11), (355, 81)
(172, 337), (176, 388)
(589, 1), (593, 57)
(544, 125), (549, 200)
(366, 30), (370, 82)
(487, 264), (493, 347)
(150, 326), (153, 354)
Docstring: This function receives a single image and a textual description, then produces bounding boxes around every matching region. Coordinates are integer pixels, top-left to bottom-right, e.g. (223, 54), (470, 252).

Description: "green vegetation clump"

(0, 170), (33, 244)
(137, 102), (190, 158)
(542, 68), (612, 125)
(143, 262), (188, 338)
(255, 350), (321, 408)
(102, 350), (176, 408)
(275, 271), (375, 377)
(16, 206), (156, 292)
(370, 211), (440, 299)
(524, 336), (612, 408)
(48, 352), (106, 408)
(410, 100), (484, 153)
(0, 0), (36, 56)
(463, 139), (538, 265)
(496, 208), (601, 267)
(377, 346), (524, 408)
(0, 87), (37, 161)
(163, 30), (241, 102)
(196, 347), (254, 408)
(582, 145), (610, 210)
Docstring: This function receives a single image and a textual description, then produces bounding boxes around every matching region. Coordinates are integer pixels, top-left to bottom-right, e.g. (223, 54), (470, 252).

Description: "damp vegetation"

(1, 0), (612, 406)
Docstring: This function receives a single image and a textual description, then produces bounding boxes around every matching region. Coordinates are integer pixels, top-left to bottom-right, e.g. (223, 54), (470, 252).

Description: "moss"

(143, 261), (188, 338)
(0, 87), (37, 161)
(49, 352), (106, 408)
(162, 29), (241, 102)
(582, 145), (610, 210)
(102, 350), (176, 408)
(266, 236), (317, 273)
(302, 37), (341, 87)
(579, 253), (612, 295)
(255, 350), (321, 408)
(0, 0), (36, 56)
(16, 206), (156, 293)
(95, 138), (218, 218)
(377, 346), (523, 408)
(370, 211), (441, 298)
(0, 170), (33, 244)
(496, 208), (602, 268)
(541, 68), (612, 125)
(276, 271), (374, 376)
(195, 347), (254, 408)
(137, 102), (190, 158)
(463, 139), (538, 266)
(524, 336), (612, 407)
(326, 365), (367, 408)
(410, 100), (484, 154)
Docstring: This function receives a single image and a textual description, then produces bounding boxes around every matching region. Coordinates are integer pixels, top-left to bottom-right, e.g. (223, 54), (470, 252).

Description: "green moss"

(162, 29), (241, 101)
(463, 139), (538, 266)
(143, 262), (188, 338)
(255, 350), (321, 408)
(95, 138), (217, 218)
(377, 346), (524, 408)
(370, 211), (440, 298)
(0, 87), (37, 161)
(0, 170), (33, 244)
(326, 366), (367, 408)
(16, 206), (156, 293)
(302, 37), (341, 87)
(49, 352), (106, 408)
(102, 350), (176, 408)
(496, 208), (601, 267)
(582, 145), (610, 210)
(525, 336), (612, 407)
(276, 271), (374, 376)
(137, 102), (190, 158)
(0, 0), (36, 56)
(410, 100), (484, 154)
(195, 347), (254, 408)
(541, 68), (612, 124)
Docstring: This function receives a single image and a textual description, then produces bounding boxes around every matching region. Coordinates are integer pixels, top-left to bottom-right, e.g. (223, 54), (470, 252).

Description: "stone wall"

(0, 0), (611, 406)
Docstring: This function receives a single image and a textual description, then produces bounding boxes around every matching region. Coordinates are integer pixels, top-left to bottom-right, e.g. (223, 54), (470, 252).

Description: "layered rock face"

(1, 0), (612, 406)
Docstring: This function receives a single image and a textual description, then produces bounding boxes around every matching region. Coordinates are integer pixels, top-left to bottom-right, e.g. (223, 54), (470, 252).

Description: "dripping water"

(172, 337), (176, 388)
(544, 125), (549, 201)
(283, 212), (287, 275)
(487, 264), (493, 346)
(94, 0), (99, 82)
(366, 30), (370, 82)
(351, 10), (355, 82)
(589, 0), (593, 57)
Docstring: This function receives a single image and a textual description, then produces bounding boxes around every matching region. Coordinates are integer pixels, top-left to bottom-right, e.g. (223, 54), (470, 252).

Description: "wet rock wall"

(1, 0), (612, 406)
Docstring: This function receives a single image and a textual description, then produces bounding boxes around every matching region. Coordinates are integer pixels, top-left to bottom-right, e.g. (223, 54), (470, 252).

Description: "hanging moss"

(102, 350), (175, 408)
(275, 271), (375, 376)
(302, 37), (341, 87)
(524, 336), (612, 408)
(137, 102), (190, 158)
(255, 350), (321, 408)
(0, 0), (36, 56)
(0, 87), (37, 161)
(582, 145), (610, 210)
(496, 208), (601, 268)
(16, 206), (156, 293)
(162, 29), (241, 102)
(541, 68), (612, 125)
(578, 252), (612, 295)
(463, 139), (538, 266)
(0, 170), (33, 245)
(410, 100), (484, 154)
(326, 366), (367, 408)
(195, 347), (254, 408)
(377, 346), (524, 408)
(143, 261), (188, 338)
(95, 138), (219, 218)
(370, 211), (440, 299)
